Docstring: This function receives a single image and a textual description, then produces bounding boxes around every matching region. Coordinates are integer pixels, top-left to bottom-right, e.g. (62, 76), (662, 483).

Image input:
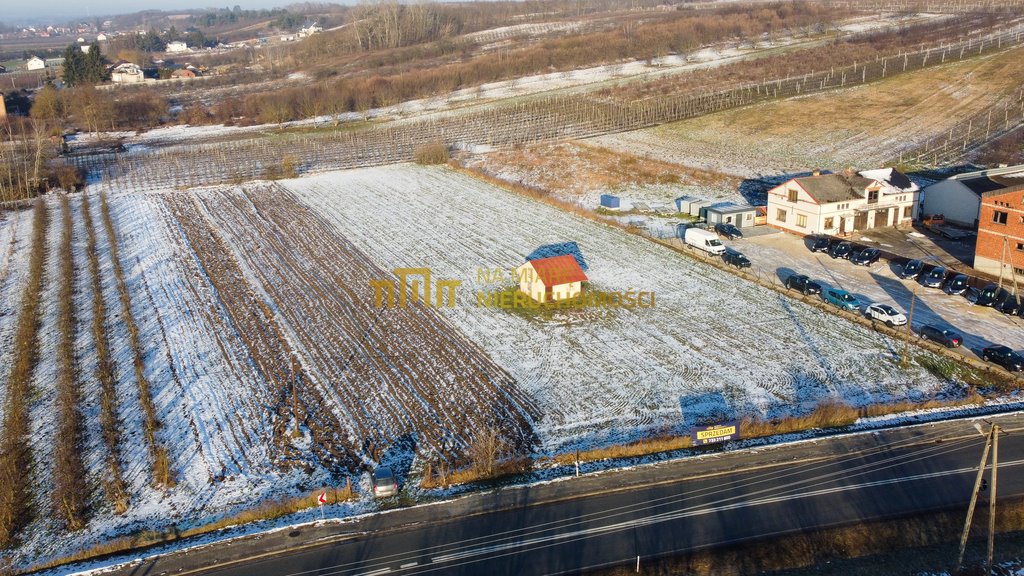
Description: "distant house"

(920, 164), (1024, 228)
(26, 56), (45, 70)
(166, 41), (188, 53)
(81, 44), (92, 53)
(974, 184), (1024, 278)
(674, 195), (696, 214)
(171, 68), (196, 79)
(298, 23), (322, 37)
(766, 169), (916, 236)
(516, 254), (588, 303)
(96, 33), (107, 41)
(704, 202), (758, 228)
(111, 62), (145, 84)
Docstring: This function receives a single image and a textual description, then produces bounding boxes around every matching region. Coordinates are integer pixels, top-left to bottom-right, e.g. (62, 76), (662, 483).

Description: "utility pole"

(956, 425), (993, 572)
(987, 424), (1000, 571)
(957, 422), (1005, 573)
(901, 288), (917, 368)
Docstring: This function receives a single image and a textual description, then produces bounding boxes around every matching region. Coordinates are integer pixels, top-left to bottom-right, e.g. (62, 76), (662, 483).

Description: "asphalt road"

(182, 417), (1024, 576)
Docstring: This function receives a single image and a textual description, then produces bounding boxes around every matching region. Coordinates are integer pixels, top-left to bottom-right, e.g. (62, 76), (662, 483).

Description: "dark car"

(828, 241), (853, 259)
(942, 274), (970, 296)
(715, 223), (743, 240)
(810, 235), (831, 253)
(981, 345), (1024, 372)
(919, 266), (947, 288)
(785, 274), (822, 295)
(968, 283), (1000, 306)
(722, 248), (751, 268)
(918, 324), (963, 348)
(850, 247), (881, 266)
(899, 259), (924, 280)
(998, 295), (1021, 316)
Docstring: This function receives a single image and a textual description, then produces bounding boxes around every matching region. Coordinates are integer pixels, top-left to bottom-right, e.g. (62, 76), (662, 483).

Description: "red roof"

(528, 254), (588, 287)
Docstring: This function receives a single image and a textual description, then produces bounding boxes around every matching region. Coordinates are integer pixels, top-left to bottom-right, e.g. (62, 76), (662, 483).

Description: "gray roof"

(705, 202), (756, 214)
(793, 173), (874, 204)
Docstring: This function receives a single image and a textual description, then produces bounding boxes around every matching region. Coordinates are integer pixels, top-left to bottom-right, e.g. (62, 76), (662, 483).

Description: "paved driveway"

(721, 230), (1024, 363)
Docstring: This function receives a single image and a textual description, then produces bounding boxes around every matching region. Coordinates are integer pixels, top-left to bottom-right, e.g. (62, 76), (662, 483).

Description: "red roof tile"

(528, 254), (588, 287)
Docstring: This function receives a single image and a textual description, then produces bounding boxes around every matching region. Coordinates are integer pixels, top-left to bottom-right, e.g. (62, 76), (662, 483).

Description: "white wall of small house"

(551, 281), (582, 301)
(516, 262), (546, 302)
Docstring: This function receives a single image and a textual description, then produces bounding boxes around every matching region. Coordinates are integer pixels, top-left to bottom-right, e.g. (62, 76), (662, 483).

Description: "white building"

(767, 170), (917, 236)
(919, 164), (1024, 228)
(110, 62), (145, 84)
(166, 41), (189, 53)
(26, 56), (46, 70)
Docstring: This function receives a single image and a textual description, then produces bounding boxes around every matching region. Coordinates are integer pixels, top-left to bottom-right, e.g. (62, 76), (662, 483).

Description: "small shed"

(688, 199), (712, 218)
(516, 254), (588, 303)
(704, 203), (758, 228)
(600, 194), (620, 209)
(674, 195), (696, 214)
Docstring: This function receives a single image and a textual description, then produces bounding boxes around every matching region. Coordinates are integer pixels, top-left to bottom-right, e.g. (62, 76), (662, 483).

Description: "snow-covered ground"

(0, 208), (32, 426)
(284, 165), (957, 454)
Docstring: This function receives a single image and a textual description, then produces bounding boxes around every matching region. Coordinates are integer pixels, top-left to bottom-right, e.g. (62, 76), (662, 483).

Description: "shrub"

(413, 141), (449, 165)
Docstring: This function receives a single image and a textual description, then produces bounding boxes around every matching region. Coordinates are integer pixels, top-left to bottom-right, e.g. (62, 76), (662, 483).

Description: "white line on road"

(400, 562), (418, 569)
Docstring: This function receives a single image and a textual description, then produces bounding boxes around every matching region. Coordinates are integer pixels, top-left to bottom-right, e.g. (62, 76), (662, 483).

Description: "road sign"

(318, 490), (328, 504)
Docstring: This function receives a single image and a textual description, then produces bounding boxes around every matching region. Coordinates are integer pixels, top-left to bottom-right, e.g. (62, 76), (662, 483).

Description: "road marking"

(430, 457), (1024, 565)
(356, 569), (391, 576)
(400, 562), (418, 568)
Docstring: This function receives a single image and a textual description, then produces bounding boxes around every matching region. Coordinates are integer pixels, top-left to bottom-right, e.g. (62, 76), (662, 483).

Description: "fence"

(75, 22), (1024, 191)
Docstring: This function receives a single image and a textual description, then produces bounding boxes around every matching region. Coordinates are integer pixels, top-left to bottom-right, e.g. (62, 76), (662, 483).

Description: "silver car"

(372, 468), (398, 498)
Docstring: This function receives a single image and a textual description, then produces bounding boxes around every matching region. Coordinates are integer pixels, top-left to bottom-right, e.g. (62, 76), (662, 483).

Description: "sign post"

(318, 490), (328, 520)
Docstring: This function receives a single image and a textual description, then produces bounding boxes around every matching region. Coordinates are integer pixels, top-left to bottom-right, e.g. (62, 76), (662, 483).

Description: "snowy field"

(283, 165), (956, 453)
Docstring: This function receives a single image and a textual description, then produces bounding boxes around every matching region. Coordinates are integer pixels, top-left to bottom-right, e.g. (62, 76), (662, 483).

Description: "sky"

(3, 0), (336, 24)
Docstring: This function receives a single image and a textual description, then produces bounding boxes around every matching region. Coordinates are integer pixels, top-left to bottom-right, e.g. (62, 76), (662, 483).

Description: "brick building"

(975, 185), (1024, 280)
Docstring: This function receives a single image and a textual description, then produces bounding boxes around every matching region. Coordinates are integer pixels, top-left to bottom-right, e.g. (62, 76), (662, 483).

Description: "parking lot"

(711, 228), (1024, 363)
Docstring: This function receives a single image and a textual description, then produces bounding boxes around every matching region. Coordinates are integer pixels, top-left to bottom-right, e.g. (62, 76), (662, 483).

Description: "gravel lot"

(696, 228), (1024, 363)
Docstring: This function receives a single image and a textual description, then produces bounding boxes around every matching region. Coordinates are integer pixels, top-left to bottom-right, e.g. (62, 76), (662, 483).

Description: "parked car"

(828, 241), (853, 259)
(863, 303), (908, 327)
(810, 235), (831, 253)
(998, 295), (1021, 316)
(943, 274), (970, 296)
(918, 324), (963, 348)
(823, 288), (861, 311)
(967, 283), (1000, 306)
(714, 223), (743, 240)
(850, 247), (881, 266)
(981, 345), (1024, 372)
(899, 259), (924, 280)
(722, 248), (751, 268)
(372, 468), (399, 498)
(784, 274), (822, 295)
(919, 266), (947, 288)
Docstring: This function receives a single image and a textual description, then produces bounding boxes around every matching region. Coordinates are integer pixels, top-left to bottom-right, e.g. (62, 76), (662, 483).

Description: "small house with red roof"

(516, 254), (588, 303)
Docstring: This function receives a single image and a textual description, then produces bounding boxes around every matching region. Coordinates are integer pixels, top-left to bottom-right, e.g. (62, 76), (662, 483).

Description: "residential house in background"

(516, 254), (588, 303)
(26, 56), (45, 70)
(920, 164), (1024, 228)
(975, 184), (1024, 279)
(766, 169), (917, 236)
(111, 62), (145, 83)
(166, 41), (188, 53)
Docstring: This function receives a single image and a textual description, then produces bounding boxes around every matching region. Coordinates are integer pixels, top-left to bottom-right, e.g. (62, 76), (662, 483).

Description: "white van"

(684, 228), (726, 255)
